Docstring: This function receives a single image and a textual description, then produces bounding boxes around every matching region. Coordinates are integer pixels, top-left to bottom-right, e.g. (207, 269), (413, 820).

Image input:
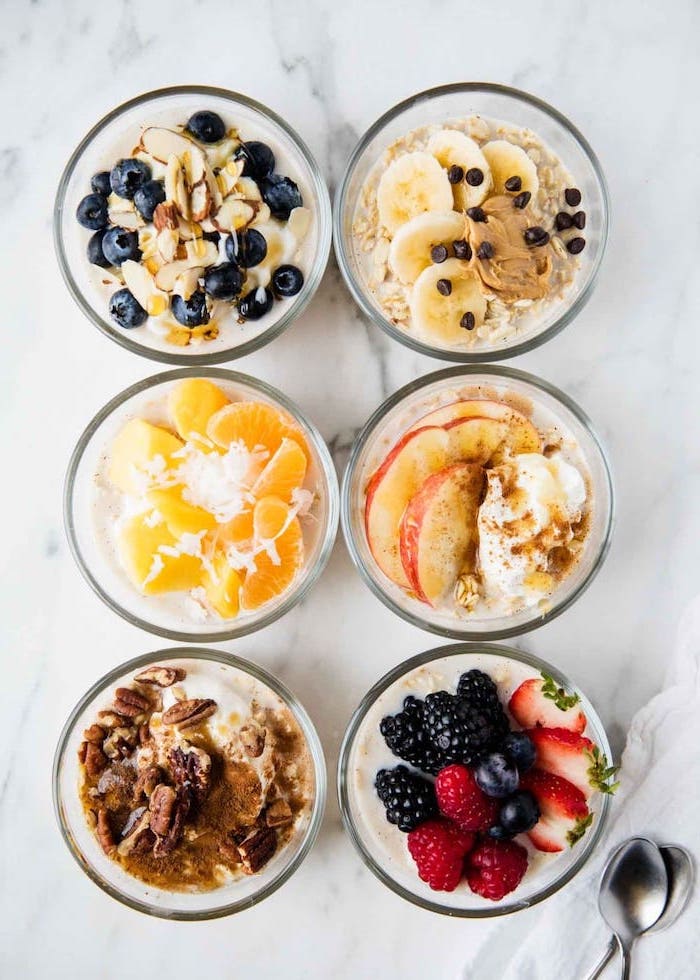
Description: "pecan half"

(97, 710), (131, 729)
(161, 698), (217, 729)
(85, 741), (107, 778)
(96, 809), (116, 854)
(114, 687), (151, 718)
(138, 721), (152, 746)
(77, 741), (88, 764)
(265, 799), (293, 828)
(103, 726), (138, 759)
(83, 724), (105, 744)
(134, 665), (186, 688)
(169, 745), (211, 806)
(149, 784), (177, 836)
(240, 722), (266, 758)
(153, 789), (190, 857)
(153, 201), (179, 231)
(237, 827), (277, 874)
(133, 765), (162, 802)
(218, 837), (241, 864)
(121, 806), (148, 839)
(118, 809), (154, 857)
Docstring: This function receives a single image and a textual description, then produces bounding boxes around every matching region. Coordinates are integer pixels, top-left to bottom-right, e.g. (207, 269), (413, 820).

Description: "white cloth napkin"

(463, 595), (700, 980)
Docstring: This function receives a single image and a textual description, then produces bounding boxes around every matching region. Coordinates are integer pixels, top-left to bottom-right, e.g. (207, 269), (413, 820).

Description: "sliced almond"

(250, 203), (271, 227)
(287, 206), (311, 241)
(185, 238), (218, 266)
(216, 170), (236, 198)
(153, 201), (179, 232)
(225, 158), (245, 180)
(182, 146), (206, 187)
(204, 136), (240, 170)
(212, 197), (255, 233)
(108, 210), (142, 230)
(122, 260), (167, 313)
(147, 294), (169, 317)
(173, 267), (203, 300)
(156, 260), (192, 291)
(202, 157), (222, 212)
(236, 176), (262, 203)
(177, 216), (203, 241)
(190, 180), (211, 223)
(174, 168), (191, 220)
(144, 255), (162, 276)
(107, 192), (134, 212)
(141, 127), (196, 164)
(156, 228), (179, 262)
(165, 155), (181, 207)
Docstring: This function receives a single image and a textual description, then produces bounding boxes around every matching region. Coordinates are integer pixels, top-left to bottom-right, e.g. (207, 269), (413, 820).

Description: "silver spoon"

(589, 838), (668, 979)
(587, 843), (694, 978)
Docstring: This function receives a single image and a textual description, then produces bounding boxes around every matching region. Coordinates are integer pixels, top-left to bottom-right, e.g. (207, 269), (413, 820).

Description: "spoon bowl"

(649, 844), (694, 934)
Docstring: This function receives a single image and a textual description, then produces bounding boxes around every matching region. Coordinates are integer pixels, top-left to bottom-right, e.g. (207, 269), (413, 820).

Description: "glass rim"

(52, 645), (327, 920)
(64, 366), (339, 641)
(333, 81), (610, 363)
(337, 640), (613, 917)
(54, 84), (332, 365)
(340, 363), (615, 640)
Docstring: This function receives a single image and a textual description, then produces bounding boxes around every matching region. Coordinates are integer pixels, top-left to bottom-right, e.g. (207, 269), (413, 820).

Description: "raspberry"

(422, 689), (508, 765)
(435, 764), (499, 832)
(465, 839), (529, 901)
(407, 818), (475, 892)
(374, 765), (437, 832)
(379, 695), (447, 775)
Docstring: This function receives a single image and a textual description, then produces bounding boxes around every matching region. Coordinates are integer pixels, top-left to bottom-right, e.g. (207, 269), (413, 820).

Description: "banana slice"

(388, 211), (466, 284)
(481, 140), (539, 197)
(377, 151), (452, 234)
(427, 129), (492, 210)
(410, 258), (487, 344)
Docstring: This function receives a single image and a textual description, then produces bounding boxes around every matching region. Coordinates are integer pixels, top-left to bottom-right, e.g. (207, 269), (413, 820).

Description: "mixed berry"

(74, 109), (308, 343)
(374, 668), (618, 900)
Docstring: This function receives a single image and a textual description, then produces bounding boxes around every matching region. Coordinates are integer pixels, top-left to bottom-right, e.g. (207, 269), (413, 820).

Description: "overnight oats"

(55, 87), (331, 362)
(335, 84), (608, 360)
(342, 367), (613, 638)
(65, 371), (339, 640)
(54, 651), (325, 917)
(339, 645), (616, 914)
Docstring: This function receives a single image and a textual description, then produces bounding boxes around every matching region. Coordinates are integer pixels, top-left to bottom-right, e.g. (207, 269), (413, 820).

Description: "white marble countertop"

(2, 1), (699, 977)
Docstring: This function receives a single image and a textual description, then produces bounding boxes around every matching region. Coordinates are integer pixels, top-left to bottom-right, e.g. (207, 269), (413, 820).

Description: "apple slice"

(411, 399), (541, 454)
(365, 426), (449, 588)
(399, 462), (484, 604)
(445, 416), (510, 465)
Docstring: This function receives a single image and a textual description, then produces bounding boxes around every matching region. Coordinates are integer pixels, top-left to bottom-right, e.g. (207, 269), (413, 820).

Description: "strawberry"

(435, 764), (499, 832)
(526, 727), (595, 796)
(520, 767), (591, 852)
(407, 818), (475, 891)
(508, 675), (586, 733)
(465, 839), (529, 901)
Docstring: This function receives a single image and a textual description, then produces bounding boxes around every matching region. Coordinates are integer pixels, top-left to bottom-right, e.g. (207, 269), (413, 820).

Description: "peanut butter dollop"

(466, 195), (552, 302)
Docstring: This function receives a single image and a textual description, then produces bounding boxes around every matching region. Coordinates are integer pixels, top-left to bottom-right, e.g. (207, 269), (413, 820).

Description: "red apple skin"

(410, 398), (541, 453)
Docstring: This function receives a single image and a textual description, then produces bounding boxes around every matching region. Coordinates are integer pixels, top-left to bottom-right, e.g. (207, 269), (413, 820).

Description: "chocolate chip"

(476, 241), (494, 260)
(573, 211), (586, 230)
(447, 165), (464, 184)
(452, 239), (472, 261)
(466, 206), (487, 222)
(465, 167), (484, 186)
(512, 191), (531, 210)
(524, 226), (550, 247)
(565, 188), (582, 207)
(555, 211), (574, 231)
(567, 236), (586, 254)
(460, 312), (476, 331)
(436, 278), (452, 296)
(504, 175), (522, 192)
(430, 244), (448, 264)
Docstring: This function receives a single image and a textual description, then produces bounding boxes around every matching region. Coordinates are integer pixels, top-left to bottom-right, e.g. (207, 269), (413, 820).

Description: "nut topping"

(97, 710), (131, 729)
(153, 201), (179, 232)
(134, 665), (187, 688)
(161, 698), (217, 729)
(153, 789), (190, 857)
(240, 722), (266, 758)
(117, 810), (154, 857)
(103, 726), (138, 760)
(113, 687), (150, 718)
(149, 784), (177, 837)
(237, 827), (277, 874)
(265, 799), (293, 828)
(133, 765), (162, 802)
(84, 741), (107, 778)
(169, 745), (211, 806)
(83, 724), (105, 744)
(97, 809), (116, 855)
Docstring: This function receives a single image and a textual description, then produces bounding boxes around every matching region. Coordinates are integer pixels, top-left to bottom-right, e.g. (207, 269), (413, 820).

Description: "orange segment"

(109, 419), (183, 494)
(168, 378), (230, 442)
(253, 496), (290, 540)
(252, 437), (307, 501)
(214, 509), (254, 548)
(146, 486), (217, 537)
(241, 517), (304, 611)
(203, 551), (241, 619)
(117, 514), (202, 595)
(206, 401), (310, 461)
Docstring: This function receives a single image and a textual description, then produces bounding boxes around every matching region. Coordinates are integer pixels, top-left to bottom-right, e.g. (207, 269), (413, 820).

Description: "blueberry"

(502, 732), (536, 773)
(238, 286), (274, 321)
(171, 290), (210, 327)
(237, 140), (275, 178)
(91, 171), (112, 196)
(257, 174), (302, 221)
(185, 110), (225, 144)
(203, 262), (243, 301)
(202, 230), (221, 244)
(76, 193), (108, 230)
(87, 230), (110, 267)
(101, 227), (142, 266)
(109, 288), (147, 329)
(474, 752), (519, 798)
(272, 264), (304, 298)
(498, 791), (540, 835)
(226, 228), (267, 268)
(487, 824), (514, 840)
(133, 179), (165, 221)
(110, 158), (151, 199)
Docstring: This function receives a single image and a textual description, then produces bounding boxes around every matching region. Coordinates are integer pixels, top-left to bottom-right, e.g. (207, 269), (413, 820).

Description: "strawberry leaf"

(566, 812), (594, 847)
(586, 747), (620, 795)
(540, 671), (581, 711)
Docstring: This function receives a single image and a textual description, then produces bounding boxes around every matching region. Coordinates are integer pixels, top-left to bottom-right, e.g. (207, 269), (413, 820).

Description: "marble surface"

(2, 1), (699, 977)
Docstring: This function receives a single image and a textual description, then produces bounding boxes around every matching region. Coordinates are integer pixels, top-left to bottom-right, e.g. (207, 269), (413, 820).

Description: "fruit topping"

(519, 767), (590, 852)
(239, 286), (274, 320)
(257, 174), (303, 221)
(407, 819), (475, 892)
(91, 171), (112, 196)
(237, 140), (276, 178)
(133, 179), (166, 221)
(492, 790), (540, 837)
(227, 227), (268, 268)
(87, 230), (110, 268)
(375, 765), (438, 832)
(102, 226), (142, 266)
(76, 193), (109, 230)
(380, 695), (447, 776)
(203, 262), (244, 301)
(108, 288), (147, 329)
(171, 290), (210, 327)
(110, 158), (151, 200)
(474, 751), (519, 798)
(185, 110), (226, 144)
(272, 264), (304, 298)
(508, 673), (586, 733)
(526, 727), (595, 796)
(435, 763), (499, 832)
(465, 838), (528, 901)
(500, 731), (536, 773)
(423, 687), (508, 766)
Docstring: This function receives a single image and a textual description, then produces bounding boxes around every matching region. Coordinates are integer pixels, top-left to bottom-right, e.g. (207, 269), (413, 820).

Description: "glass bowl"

(341, 365), (613, 640)
(53, 647), (326, 919)
(54, 85), (331, 364)
(64, 367), (339, 641)
(334, 82), (609, 362)
(338, 641), (613, 917)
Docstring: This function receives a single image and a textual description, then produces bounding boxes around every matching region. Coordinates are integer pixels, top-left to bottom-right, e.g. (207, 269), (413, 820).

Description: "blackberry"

(379, 695), (447, 775)
(422, 689), (508, 766)
(374, 765), (437, 833)
(457, 670), (510, 742)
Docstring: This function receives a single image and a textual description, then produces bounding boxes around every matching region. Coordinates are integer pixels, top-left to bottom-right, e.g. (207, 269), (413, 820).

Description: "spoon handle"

(585, 936), (617, 979)
(620, 941), (632, 980)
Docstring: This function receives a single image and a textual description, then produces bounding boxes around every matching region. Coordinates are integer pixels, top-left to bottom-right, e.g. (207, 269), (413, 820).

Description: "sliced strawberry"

(508, 676), (586, 733)
(520, 767), (590, 853)
(527, 727), (595, 797)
